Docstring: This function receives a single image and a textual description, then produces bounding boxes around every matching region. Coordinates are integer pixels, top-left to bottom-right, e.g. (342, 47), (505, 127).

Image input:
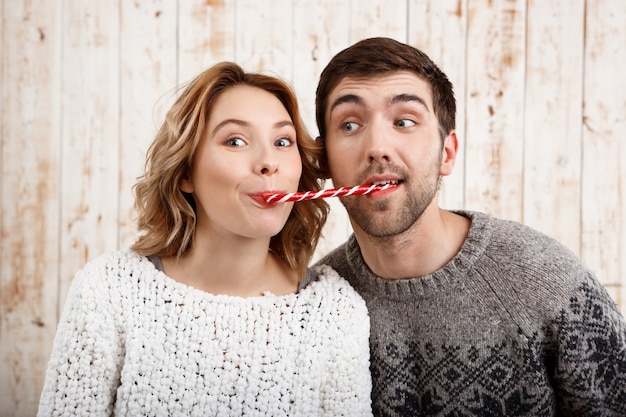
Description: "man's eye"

(396, 119), (416, 128)
(275, 137), (292, 147)
(342, 122), (359, 132)
(226, 138), (246, 147)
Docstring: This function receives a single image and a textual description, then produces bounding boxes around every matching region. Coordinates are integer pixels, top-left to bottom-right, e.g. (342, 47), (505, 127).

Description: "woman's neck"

(160, 235), (299, 297)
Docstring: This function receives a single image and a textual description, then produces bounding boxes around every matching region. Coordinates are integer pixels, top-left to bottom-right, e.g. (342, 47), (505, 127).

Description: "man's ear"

(316, 136), (332, 179)
(440, 130), (459, 177)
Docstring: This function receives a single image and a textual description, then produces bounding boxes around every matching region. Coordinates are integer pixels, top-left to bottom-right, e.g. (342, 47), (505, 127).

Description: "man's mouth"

(370, 179), (401, 186)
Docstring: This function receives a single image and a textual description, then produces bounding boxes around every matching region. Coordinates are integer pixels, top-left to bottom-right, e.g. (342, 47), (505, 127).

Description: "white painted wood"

(349, 0), (408, 43)
(292, 0), (353, 261)
(2, 1), (626, 414)
(178, 0), (236, 83)
(408, 0), (468, 211)
(117, 1), (178, 249)
(292, 0), (351, 136)
(58, 0), (121, 314)
(523, 0), (584, 256)
(464, 0), (526, 221)
(234, 0), (293, 79)
(0, 2), (62, 415)
(581, 0), (626, 289)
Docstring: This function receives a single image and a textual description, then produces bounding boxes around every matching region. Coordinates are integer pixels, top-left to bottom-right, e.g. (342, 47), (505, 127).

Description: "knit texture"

(316, 211), (626, 417)
(38, 250), (372, 417)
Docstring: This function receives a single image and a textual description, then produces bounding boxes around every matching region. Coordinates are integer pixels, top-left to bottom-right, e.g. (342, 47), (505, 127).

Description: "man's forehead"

(328, 71), (432, 110)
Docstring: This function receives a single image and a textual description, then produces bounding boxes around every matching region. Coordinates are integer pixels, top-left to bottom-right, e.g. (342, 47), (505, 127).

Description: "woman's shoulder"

(70, 249), (153, 294)
(308, 264), (367, 307)
(82, 249), (146, 268)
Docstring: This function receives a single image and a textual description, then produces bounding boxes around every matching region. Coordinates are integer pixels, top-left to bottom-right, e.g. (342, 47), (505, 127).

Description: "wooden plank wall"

(1, 0), (624, 415)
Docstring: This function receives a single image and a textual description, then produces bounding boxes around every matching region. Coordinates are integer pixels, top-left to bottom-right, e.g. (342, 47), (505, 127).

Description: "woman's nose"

(259, 161), (279, 175)
(256, 149), (279, 175)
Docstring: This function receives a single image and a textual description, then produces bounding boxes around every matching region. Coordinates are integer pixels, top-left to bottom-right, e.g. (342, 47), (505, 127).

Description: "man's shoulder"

(315, 243), (346, 265)
(461, 210), (582, 266)
(462, 211), (606, 317)
(314, 237), (358, 283)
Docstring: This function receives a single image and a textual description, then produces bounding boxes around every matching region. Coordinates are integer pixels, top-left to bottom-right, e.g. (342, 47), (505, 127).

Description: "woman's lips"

(249, 192), (283, 207)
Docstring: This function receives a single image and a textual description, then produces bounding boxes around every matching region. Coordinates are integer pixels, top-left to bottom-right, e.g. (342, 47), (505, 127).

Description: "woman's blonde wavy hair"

(131, 62), (329, 276)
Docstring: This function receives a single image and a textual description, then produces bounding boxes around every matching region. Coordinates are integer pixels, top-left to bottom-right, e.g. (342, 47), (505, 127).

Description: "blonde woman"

(38, 62), (372, 417)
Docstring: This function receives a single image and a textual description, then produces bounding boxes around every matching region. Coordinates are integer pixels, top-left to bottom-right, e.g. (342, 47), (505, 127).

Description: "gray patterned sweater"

(316, 211), (626, 417)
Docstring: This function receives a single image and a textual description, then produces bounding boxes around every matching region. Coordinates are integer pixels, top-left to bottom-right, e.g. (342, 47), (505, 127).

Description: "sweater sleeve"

(316, 267), (373, 417)
(37, 256), (125, 417)
(549, 272), (626, 416)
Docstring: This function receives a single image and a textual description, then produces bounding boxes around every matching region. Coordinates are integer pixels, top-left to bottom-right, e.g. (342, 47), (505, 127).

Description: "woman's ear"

(440, 130), (459, 177)
(180, 173), (194, 193)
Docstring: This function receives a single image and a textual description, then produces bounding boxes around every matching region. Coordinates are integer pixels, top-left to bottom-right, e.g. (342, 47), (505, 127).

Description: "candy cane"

(262, 183), (397, 203)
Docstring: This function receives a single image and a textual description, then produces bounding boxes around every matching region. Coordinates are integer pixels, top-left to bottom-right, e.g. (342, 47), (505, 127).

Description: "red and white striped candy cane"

(262, 183), (396, 203)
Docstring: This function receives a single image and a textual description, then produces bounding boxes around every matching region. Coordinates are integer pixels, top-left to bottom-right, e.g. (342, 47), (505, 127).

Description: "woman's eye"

(275, 137), (293, 147)
(342, 122), (359, 132)
(396, 119), (416, 128)
(226, 138), (246, 147)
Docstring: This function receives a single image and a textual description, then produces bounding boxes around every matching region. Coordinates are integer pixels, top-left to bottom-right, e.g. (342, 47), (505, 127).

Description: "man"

(315, 37), (626, 416)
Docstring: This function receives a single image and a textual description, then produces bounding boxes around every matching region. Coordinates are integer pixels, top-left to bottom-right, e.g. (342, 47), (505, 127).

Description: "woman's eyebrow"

(274, 120), (295, 129)
(211, 118), (248, 135)
(211, 119), (294, 135)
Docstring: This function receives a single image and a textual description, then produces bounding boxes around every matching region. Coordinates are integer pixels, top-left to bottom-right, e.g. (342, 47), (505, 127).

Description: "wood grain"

(59, 0), (121, 319)
(1, 1), (625, 415)
(408, 0), (468, 211)
(1, 2), (61, 415)
(581, 0), (626, 291)
(465, 0), (526, 221)
(118, 1), (178, 250)
(524, 0), (584, 255)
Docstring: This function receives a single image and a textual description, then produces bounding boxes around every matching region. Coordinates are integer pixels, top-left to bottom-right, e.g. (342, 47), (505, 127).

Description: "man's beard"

(340, 158), (442, 239)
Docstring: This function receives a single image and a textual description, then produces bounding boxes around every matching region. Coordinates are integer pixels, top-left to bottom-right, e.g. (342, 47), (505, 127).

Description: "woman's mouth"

(250, 193), (281, 207)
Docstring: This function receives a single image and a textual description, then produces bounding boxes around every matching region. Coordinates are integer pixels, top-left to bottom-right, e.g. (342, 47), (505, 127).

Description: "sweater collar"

(343, 210), (493, 298)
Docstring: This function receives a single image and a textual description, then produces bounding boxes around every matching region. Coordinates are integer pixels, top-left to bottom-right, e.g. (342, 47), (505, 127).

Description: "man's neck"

(353, 208), (470, 279)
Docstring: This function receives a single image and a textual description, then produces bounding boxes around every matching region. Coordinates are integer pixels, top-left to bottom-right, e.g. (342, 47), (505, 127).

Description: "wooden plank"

(408, 0), (468, 211)
(349, 0), (407, 43)
(0, 1), (61, 415)
(292, 0), (350, 134)
(581, 0), (626, 300)
(464, 0), (526, 221)
(234, 0), (293, 79)
(58, 0), (121, 316)
(118, 1), (178, 249)
(523, 0), (584, 256)
(0, 2), (625, 412)
(178, 0), (236, 84)
(292, 0), (352, 260)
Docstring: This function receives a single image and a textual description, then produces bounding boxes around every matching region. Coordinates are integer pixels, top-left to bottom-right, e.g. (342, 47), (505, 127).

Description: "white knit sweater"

(37, 250), (372, 416)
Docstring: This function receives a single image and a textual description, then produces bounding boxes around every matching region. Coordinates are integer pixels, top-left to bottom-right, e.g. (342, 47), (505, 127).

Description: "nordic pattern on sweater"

(316, 210), (626, 417)
(38, 250), (372, 417)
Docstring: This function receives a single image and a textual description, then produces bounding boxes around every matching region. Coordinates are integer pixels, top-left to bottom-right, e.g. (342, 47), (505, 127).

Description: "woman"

(38, 62), (372, 416)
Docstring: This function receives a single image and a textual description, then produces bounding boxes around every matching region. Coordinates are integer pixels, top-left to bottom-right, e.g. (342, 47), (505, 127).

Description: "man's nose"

(365, 123), (391, 163)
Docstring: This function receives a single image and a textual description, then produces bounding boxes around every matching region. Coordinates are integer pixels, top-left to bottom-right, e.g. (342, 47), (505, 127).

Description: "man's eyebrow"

(390, 93), (430, 112)
(329, 94), (364, 114)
